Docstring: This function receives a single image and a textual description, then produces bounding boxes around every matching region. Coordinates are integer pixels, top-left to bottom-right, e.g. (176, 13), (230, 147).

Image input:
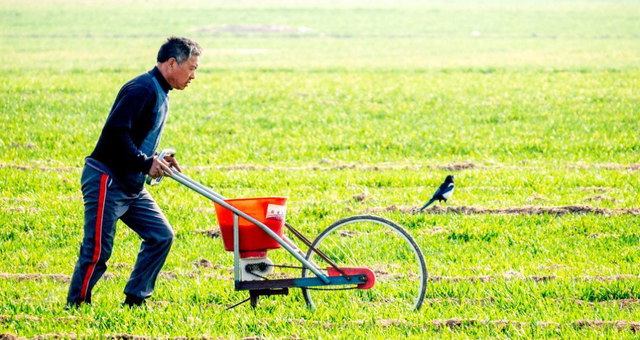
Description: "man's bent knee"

(161, 230), (175, 244)
(153, 225), (174, 245)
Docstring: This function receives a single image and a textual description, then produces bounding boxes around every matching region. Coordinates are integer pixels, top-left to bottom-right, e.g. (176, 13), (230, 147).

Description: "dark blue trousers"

(67, 166), (174, 304)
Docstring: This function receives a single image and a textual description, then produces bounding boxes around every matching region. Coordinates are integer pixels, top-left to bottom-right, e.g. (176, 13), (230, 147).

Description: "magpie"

(418, 175), (454, 212)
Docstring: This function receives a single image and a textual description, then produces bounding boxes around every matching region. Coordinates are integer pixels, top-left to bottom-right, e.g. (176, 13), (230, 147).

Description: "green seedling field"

(1, 0), (640, 339)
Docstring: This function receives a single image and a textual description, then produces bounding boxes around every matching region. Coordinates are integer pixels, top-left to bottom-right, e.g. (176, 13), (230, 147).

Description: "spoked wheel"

(301, 215), (427, 311)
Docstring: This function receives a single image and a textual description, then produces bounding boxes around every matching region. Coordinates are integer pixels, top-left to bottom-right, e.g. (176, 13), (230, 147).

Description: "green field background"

(1, 0), (640, 339)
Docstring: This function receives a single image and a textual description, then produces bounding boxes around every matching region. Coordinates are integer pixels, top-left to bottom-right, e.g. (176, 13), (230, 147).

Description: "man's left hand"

(164, 154), (183, 173)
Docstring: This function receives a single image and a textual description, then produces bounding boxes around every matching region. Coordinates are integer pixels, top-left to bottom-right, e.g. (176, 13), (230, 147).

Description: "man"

(66, 36), (202, 307)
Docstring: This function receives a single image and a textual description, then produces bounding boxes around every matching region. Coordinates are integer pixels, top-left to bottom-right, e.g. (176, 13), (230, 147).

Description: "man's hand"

(163, 154), (182, 173)
(148, 157), (174, 179)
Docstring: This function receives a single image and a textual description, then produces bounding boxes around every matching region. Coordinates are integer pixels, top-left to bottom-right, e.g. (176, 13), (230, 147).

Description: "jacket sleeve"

(101, 86), (156, 174)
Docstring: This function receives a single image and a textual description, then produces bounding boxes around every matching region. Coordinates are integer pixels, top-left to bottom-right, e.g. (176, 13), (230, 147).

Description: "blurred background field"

(1, 0), (640, 339)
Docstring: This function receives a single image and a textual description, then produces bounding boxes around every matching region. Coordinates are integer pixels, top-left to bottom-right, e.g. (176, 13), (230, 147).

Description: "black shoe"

(65, 298), (89, 310)
(123, 294), (146, 307)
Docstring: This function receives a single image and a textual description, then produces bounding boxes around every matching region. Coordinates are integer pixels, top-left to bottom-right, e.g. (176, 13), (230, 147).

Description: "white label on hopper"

(266, 204), (286, 221)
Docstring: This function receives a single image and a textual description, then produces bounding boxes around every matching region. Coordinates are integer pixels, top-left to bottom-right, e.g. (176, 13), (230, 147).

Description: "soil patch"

(578, 274), (638, 281)
(111, 263), (132, 269)
(197, 229), (221, 238)
(428, 275), (637, 282)
(102, 273), (117, 280)
(585, 195), (615, 202)
(440, 162), (477, 171)
(109, 335), (152, 340)
(0, 335), (271, 340)
(429, 275), (493, 282)
(191, 162), (481, 172)
(10, 142), (37, 149)
(588, 232), (619, 239)
(424, 297), (640, 308)
(424, 297), (495, 305)
(593, 164), (640, 171)
(3, 271), (636, 284)
(0, 271), (187, 283)
(568, 163), (640, 171)
(375, 205), (640, 216)
(3, 207), (40, 214)
(0, 335), (272, 340)
(0, 334), (77, 340)
(0, 164), (79, 172)
(158, 271), (178, 279)
(611, 299), (640, 309)
(338, 230), (362, 237)
(573, 320), (640, 332)
(4, 272), (636, 284)
(350, 193), (367, 202)
(563, 299), (640, 309)
(578, 186), (611, 192)
(426, 227), (448, 234)
(192, 259), (213, 268)
(0, 273), (71, 283)
(284, 318), (639, 332)
(1, 197), (34, 203)
(0, 315), (79, 324)
(4, 162), (640, 174)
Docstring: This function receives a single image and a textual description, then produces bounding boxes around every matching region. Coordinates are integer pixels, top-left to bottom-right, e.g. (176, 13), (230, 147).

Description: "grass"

(1, 0), (640, 339)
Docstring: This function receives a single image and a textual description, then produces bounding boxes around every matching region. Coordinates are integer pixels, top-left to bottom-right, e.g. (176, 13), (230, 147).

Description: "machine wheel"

(301, 215), (428, 311)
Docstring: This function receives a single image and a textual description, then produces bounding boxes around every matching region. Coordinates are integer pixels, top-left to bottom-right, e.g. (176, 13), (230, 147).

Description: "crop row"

(3, 162), (640, 173)
(4, 272), (640, 284)
(2, 317), (640, 338)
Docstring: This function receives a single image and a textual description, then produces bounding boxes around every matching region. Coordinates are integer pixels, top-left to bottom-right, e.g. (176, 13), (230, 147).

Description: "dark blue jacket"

(87, 67), (171, 194)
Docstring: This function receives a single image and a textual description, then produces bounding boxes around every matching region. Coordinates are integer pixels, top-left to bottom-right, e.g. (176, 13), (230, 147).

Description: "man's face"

(167, 55), (199, 90)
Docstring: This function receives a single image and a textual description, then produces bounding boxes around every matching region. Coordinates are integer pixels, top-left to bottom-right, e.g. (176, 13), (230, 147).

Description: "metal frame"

(237, 275), (366, 290)
(167, 171), (333, 285)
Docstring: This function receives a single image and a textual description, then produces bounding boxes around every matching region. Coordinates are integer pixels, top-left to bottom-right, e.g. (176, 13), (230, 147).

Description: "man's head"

(156, 36), (203, 90)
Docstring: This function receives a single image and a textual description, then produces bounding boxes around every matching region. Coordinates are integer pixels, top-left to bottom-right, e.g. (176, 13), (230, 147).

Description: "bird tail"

(418, 199), (436, 212)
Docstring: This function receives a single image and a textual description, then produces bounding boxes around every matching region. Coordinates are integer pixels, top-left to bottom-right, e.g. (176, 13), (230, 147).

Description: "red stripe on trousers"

(80, 174), (108, 301)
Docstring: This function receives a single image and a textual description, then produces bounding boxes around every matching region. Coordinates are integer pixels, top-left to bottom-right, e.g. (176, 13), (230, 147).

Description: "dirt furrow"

(0, 162), (478, 173)
(573, 164), (640, 171)
(3, 272), (639, 283)
(0, 164), (79, 172)
(0, 271), (187, 283)
(428, 274), (640, 282)
(0, 315), (80, 324)
(0, 334), (270, 340)
(2, 318), (640, 337)
(3, 162), (640, 173)
(191, 162), (480, 172)
(196, 229), (220, 238)
(0, 273), (72, 283)
(372, 204), (640, 216)
(423, 298), (640, 309)
(275, 318), (640, 332)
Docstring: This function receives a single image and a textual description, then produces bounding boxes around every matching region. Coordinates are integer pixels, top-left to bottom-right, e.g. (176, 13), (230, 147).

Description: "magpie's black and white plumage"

(418, 175), (454, 212)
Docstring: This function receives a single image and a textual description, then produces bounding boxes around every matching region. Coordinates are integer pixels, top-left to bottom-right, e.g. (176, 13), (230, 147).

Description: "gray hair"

(157, 36), (203, 64)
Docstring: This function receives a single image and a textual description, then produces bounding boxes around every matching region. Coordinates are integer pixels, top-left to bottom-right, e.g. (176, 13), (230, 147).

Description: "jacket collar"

(151, 66), (172, 93)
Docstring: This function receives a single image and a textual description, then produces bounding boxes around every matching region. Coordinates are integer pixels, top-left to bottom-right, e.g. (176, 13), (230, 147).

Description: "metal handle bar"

(170, 171), (226, 201)
(146, 148), (176, 186)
